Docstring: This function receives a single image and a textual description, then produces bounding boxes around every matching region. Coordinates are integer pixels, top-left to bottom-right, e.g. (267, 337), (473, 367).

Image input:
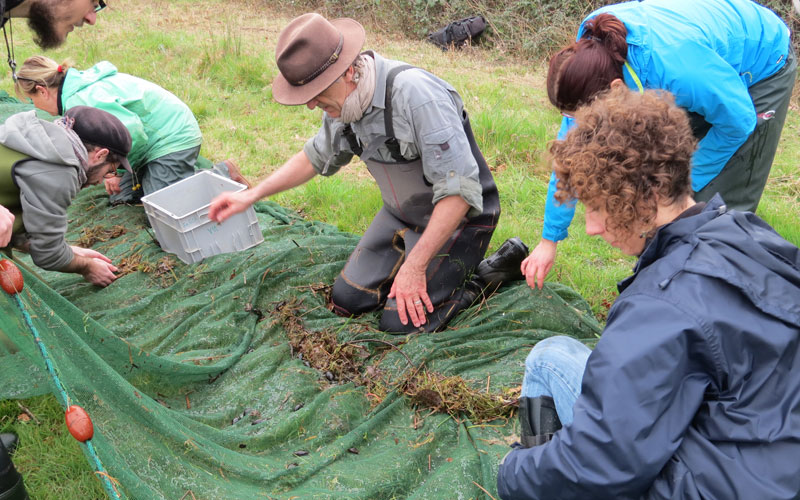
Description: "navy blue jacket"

(498, 196), (800, 499)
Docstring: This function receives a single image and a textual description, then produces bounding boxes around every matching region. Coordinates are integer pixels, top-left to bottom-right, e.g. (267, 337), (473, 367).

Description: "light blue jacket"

(60, 62), (202, 172)
(542, 0), (790, 242)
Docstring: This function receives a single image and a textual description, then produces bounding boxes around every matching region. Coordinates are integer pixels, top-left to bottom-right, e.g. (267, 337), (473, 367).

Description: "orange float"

(0, 259), (24, 294)
(65, 405), (94, 442)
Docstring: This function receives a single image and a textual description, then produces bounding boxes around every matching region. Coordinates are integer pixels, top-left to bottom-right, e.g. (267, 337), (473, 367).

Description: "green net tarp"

(0, 97), (601, 499)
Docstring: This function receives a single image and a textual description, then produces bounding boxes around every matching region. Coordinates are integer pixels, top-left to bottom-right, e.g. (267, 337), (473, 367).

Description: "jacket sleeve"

(64, 93), (149, 170)
(653, 42), (756, 192)
(541, 117), (577, 242)
(497, 296), (715, 500)
(14, 160), (79, 271)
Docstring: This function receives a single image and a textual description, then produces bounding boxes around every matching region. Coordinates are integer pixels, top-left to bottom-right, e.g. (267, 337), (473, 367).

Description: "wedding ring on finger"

(413, 299), (422, 305)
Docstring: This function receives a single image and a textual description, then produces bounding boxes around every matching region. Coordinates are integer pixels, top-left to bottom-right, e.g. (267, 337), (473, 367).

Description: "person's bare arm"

(209, 151), (317, 222)
(61, 246), (118, 287)
(388, 195), (470, 327)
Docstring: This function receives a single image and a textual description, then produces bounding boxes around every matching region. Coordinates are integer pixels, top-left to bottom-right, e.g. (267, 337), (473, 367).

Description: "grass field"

(1, 0), (798, 497)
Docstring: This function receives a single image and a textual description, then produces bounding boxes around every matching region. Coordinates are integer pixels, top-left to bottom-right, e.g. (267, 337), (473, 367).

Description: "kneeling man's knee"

(330, 275), (383, 316)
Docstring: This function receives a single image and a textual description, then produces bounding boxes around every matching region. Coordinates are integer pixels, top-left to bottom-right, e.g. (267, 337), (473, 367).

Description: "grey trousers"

(110, 145), (202, 204)
(694, 50), (797, 212)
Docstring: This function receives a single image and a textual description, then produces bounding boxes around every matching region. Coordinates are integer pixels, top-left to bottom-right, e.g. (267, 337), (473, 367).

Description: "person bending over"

(15, 55), (249, 205)
(522, 0), (796, 290)
(0, 106), (131, 287)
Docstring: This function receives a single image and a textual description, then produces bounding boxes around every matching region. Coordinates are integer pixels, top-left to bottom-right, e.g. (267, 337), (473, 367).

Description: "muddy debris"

(400, 370), (520, 424)
(75, 224), (127, 247)
(293, 450), (309, 457)
(116, 253), (178, 286)
(277, 296), (518, 423)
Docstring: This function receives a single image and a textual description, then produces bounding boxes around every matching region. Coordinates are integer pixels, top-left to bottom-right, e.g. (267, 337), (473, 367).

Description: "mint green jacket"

(60, 61), (202, 171)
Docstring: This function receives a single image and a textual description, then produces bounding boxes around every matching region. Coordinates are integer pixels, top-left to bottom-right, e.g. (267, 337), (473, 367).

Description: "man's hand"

(69, 246), (117, 287)
(209, 151), (319, 222)
(388, 262), (434, 328)
(104, 175), (122, 195)
(208, 190), (255, 223)
(387, 196), (469, 328)
(0, 205), (14, 247)
(83, 258), (118, 286)
(521, 238), (557, 290)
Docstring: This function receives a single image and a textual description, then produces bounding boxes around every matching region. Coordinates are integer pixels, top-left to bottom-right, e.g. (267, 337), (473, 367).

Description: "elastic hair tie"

(57, 65), (64, 73)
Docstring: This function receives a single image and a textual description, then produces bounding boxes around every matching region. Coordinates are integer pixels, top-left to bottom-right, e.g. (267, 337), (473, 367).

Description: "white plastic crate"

(141, 171), (263, 264)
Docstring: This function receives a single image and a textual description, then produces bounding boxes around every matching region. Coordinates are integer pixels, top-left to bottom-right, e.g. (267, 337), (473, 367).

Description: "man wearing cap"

(210, 13), (526, 333)
(0, 105), (131, 287)
(0, 0), (108, 259)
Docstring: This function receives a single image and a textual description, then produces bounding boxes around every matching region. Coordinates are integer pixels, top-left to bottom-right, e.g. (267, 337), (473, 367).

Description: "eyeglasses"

(94, 0), (107, 13)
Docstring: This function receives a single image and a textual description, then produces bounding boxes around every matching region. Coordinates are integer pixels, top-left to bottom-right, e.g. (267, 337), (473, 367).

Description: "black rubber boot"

(0, 436), (16, 457)
(475, 237), (529, 293)
(519, 396), (562, 448)
(0, 439), (29, 500)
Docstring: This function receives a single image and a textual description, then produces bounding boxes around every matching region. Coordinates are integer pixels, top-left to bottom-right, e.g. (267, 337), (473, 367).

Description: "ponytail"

(14, 55), (73, 101)
(546, 13), (628, 112)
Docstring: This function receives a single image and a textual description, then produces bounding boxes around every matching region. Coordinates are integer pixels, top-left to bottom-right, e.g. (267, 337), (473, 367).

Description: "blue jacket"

(499, 196), (800, 499)
(542, 0), (790, 242)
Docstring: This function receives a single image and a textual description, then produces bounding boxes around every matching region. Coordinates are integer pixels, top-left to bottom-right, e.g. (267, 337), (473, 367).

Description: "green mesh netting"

(0, 97), (601, 499)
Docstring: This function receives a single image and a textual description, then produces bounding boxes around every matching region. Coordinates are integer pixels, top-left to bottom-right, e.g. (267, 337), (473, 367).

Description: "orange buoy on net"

(65, 405), (94, 442)
(0, 258), (24, 295)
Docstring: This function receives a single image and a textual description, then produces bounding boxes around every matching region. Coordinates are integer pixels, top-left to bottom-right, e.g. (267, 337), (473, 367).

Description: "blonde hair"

(14, 55), (74, 100)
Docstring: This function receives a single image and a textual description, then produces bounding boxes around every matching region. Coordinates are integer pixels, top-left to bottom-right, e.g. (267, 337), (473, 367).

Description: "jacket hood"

(62, 61), (119, 98)
(625, 195), (800, 325)
(0, 111), (88, 181)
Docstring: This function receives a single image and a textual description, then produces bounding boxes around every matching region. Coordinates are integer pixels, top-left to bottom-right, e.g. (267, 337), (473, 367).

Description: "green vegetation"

(1, 0), (797, 497)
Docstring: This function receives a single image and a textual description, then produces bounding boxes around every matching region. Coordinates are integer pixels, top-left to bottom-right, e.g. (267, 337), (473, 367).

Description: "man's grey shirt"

(303, 51), (484, 217)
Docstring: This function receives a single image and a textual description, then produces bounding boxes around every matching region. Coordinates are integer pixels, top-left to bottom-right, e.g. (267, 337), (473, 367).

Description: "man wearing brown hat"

(0, 105), (131, 288)
(210, 13), (528, 333)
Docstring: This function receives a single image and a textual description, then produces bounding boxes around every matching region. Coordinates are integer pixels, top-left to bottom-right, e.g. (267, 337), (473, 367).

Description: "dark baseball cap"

(64, 106), (132, 173)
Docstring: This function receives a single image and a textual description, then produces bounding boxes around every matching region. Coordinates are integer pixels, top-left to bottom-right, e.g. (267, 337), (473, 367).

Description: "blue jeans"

(521, 335), (591, 425)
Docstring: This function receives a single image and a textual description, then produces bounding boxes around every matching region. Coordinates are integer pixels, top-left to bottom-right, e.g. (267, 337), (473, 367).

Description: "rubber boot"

(519, 396), (562, 448)
(0, 439), (29, 500)
(220, 159), (252, 188)
(0, 436), (16, 456)
(475, 237), (529, 293)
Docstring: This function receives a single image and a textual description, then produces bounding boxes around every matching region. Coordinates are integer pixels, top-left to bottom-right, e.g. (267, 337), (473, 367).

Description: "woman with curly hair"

(496, 86), (800, 500)
(522, 0), (796, 291)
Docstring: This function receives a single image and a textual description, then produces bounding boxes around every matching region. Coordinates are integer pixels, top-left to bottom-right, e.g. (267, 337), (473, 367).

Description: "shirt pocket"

(421, 126), (458, 180)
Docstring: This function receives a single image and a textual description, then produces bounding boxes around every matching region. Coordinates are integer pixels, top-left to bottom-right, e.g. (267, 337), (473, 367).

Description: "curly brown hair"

(551, 86), (696, 239)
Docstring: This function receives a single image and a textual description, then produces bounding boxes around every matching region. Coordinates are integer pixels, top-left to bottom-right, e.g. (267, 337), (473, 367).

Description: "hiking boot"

(519, 396), (562, 448)
(0, 436), (16, 456)
(221, 159), (252, 188)
(475, 237), (529, 293)
(0, 439), (29, 500)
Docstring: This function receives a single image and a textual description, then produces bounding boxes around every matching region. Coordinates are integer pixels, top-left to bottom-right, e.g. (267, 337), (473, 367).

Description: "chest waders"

(330, 66), (500, 334)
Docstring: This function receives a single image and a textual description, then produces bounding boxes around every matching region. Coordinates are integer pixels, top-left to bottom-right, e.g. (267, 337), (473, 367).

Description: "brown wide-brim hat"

(272, 13), (366, 106)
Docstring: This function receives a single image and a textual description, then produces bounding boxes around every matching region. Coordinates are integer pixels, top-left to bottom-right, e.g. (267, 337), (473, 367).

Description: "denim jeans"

(521, 335), (592, 425)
